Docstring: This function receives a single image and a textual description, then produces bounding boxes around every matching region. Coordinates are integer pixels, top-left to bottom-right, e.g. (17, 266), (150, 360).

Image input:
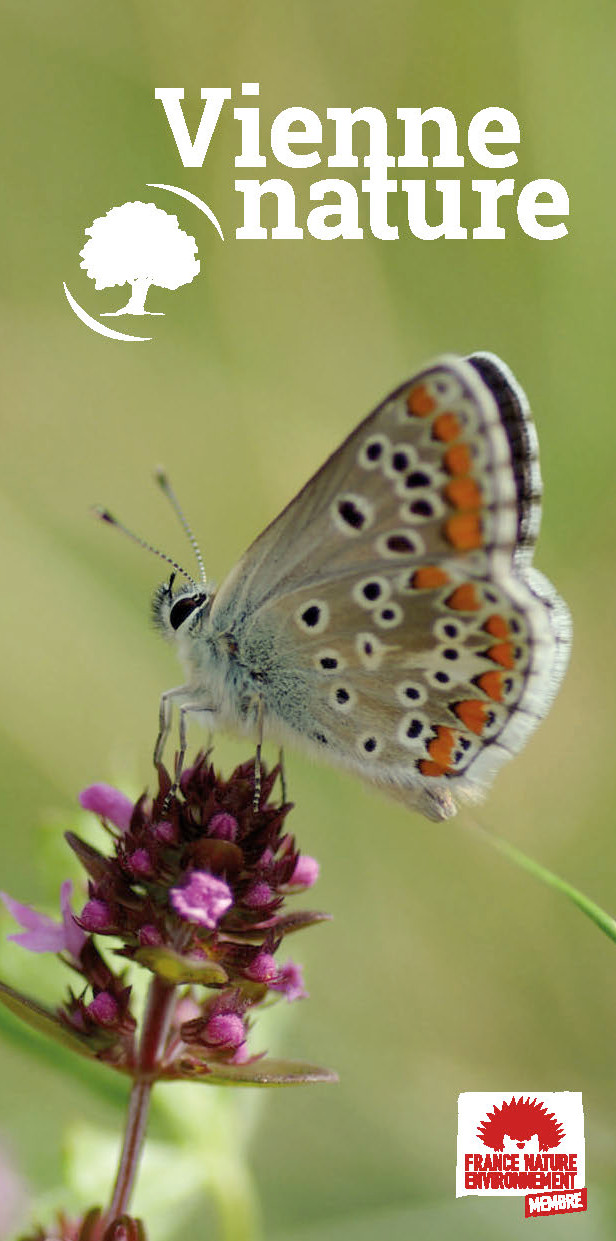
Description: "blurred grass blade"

(474, 827), (616, 944)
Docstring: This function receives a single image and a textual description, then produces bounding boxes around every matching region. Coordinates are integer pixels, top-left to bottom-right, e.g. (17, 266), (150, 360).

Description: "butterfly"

(104, 352), (571, 822)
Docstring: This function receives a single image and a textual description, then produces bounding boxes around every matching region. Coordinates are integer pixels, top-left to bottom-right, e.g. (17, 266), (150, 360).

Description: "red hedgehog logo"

(477, 1097), (565, 1154)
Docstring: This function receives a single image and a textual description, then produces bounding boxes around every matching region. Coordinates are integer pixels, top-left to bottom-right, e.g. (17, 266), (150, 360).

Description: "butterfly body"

(153, 353), (571, 821)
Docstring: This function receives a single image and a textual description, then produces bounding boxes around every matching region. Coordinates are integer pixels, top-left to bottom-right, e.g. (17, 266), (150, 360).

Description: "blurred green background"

(1, 0), (615, 1237)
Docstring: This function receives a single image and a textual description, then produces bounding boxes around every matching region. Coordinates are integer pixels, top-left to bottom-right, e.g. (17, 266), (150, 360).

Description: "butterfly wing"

(210, 355), (571, 820)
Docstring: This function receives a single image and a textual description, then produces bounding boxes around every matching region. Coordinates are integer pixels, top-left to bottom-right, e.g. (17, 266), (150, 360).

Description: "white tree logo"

(79, 200), (200, 316)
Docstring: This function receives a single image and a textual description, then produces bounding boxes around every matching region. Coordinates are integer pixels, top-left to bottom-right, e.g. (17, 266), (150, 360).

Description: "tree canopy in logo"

(79, 200), (200, 316)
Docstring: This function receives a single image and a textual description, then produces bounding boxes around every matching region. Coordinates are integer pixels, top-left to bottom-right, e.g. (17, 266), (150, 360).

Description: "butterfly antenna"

(93, 506), (198, 587)
(154, 467), (207, 587)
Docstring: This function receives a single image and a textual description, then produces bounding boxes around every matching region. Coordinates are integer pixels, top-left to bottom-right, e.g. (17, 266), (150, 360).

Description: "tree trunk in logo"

(103, 277), (163, 317)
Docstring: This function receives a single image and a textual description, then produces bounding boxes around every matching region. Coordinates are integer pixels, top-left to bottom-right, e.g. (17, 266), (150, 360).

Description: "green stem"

(107, 1079), (152, 1221)
(107, 977), (177, 1221)
(471, 822), (616, 945)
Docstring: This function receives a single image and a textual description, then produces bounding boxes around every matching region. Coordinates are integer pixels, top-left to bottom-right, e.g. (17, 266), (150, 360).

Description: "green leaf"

(221, 910), (332, 943)
(161, 1055), (339, 1086)
(274, 910), (332, 935)
(65, 830), (112, 883)
(135, 944), (229, 985)
(0, 977), (110, 1055)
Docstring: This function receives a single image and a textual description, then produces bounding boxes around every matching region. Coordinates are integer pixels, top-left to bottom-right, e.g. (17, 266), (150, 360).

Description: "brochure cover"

(0, 4), (612, 1239)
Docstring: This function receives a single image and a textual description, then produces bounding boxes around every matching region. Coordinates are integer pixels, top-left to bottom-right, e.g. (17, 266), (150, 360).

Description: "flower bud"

(153, 820), (176, 844)
(203, 1012), (246, 1048)
(243, 880), (273, 909)
(245, 951), (278, 983)
(208, 812), (239, 841)
(289, 855), (320, 889)
(87, 991), (119, 1025)
(127, 850), (152, 877)
(80, 899), (113, 932)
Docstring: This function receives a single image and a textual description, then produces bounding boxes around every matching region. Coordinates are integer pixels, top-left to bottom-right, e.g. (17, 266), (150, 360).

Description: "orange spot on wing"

(444, 443), (472, 475)
(445, 477), (483, 509)
(444, 512), (482, 549)
(475, 670), (504, 701)
(453, 700), (488, 735)
(411, 565), (450, 589)
(427, 726), (456, 771)
(433, 412), (462, 442)
(406, 384), (435, 417)
(485, 642), (515, 669)
(418, 759), (448, 778)
(445, 583), (481, 611)
(483, 614), (509, 639)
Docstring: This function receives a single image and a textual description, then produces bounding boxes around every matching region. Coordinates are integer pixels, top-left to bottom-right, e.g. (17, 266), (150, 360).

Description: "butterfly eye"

(169, 593), (206, 631)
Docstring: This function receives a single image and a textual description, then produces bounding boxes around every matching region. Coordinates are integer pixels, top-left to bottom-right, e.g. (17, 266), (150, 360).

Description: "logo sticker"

(456, 1092), (586, 1217)
(63, 186), (223, 341)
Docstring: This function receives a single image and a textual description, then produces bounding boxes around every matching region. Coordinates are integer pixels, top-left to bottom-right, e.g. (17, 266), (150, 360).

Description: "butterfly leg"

(253, 697), (265, 812)
(278, 747), (287, 803)
(154, 686), (192, 768)
(161, 703), (219, 812)
(173, 701), (191, 793)
(157, 690), (219, 812)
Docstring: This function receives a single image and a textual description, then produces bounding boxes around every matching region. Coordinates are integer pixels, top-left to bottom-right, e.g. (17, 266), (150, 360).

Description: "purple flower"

(79, 783), (133, 832)
(174, 995), (201, 1027)
(288, 855), (320, 889)
(2, 881), (86, 960)
(170, 871), (233, 928)
(230, 1041), (251, 1064)
(59, 882), (88, 958)
(39, 754), (333, 1081)
(270, 960), (308, 1002)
